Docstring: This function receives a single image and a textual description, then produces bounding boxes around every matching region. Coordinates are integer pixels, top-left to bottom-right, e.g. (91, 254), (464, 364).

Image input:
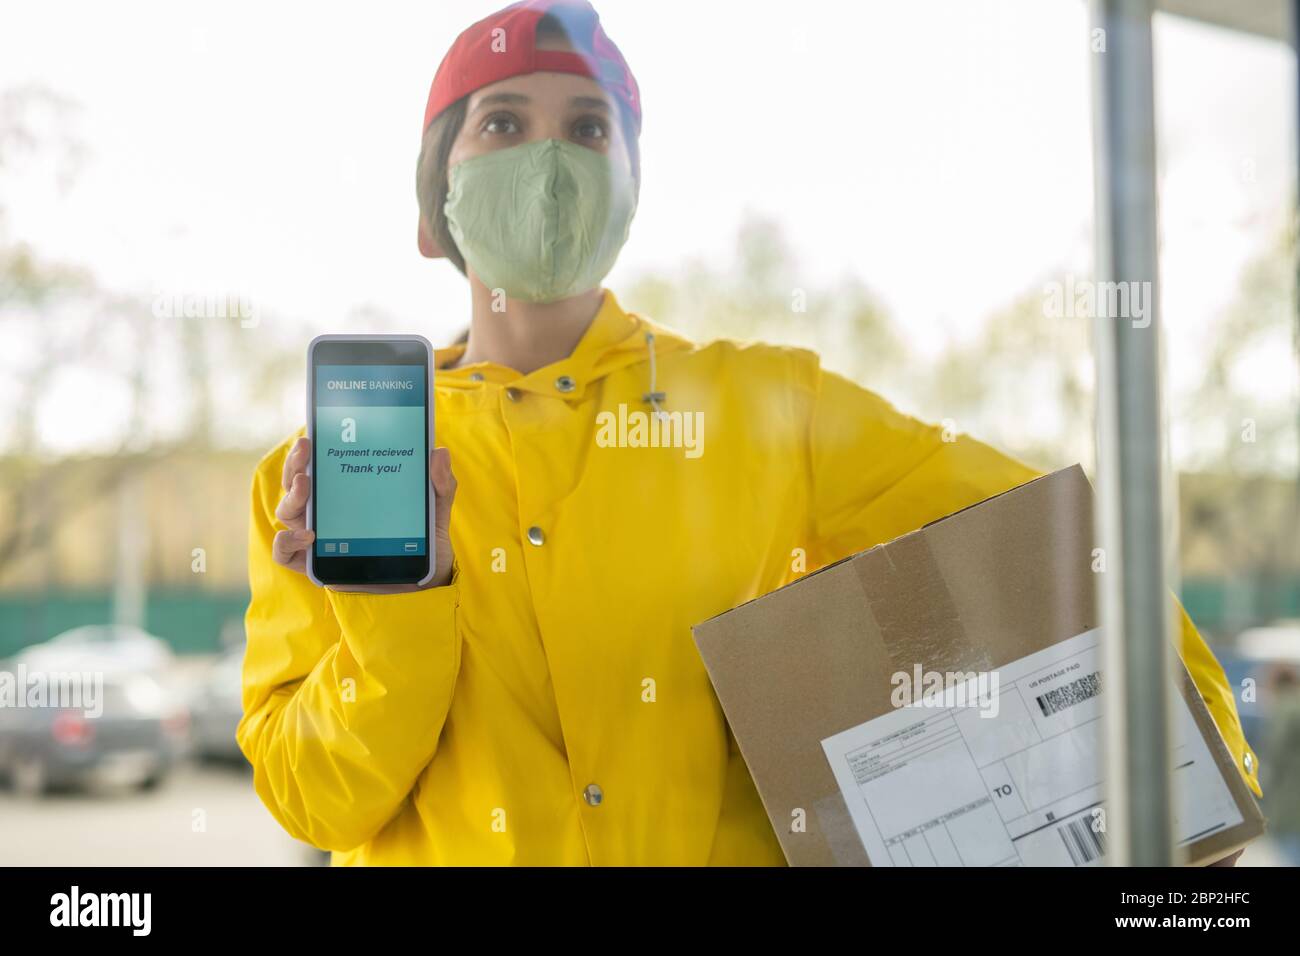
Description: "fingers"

(276, 472), (310, 531)
(431, 446), (457, 534)
(272, 528), (314, 573)
(282, 436), (311, 492)
(276, 437), (311, 536)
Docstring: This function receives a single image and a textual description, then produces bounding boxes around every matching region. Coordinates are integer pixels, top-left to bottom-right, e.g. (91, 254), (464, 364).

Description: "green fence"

(0, 590), (250, 658)
(1180, 577), (1300, 636)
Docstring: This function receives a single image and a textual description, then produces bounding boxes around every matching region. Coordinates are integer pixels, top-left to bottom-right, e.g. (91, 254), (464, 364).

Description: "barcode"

(1058, 816), (1106, 865)
(1036, 671), (1101, 716)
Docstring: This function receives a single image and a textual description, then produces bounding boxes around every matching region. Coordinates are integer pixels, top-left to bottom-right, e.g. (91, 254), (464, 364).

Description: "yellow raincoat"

(238, 289), (1261, 865)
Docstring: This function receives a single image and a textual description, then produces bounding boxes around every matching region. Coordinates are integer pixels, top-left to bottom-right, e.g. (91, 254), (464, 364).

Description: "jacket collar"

(434, 289), (692, 401)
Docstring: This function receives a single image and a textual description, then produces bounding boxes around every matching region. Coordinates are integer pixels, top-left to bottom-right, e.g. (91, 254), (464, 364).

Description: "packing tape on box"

(812, 791), (872, 866)
(851, 530), (994, 676)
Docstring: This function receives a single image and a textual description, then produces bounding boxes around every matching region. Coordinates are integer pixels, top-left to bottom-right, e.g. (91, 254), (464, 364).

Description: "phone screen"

(309, 339), (431, 585)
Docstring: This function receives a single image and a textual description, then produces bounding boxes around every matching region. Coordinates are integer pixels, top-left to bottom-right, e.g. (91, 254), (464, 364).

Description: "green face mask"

(444, 139), (638, 304)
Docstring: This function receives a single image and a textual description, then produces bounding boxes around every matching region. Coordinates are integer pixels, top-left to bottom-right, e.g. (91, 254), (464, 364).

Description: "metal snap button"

(555, 375), (576, 393)
(527, 526), (545, 547)
(582, 783), (603, 806)
(469, 372), (485, 382)
(505, 387), (522, 402)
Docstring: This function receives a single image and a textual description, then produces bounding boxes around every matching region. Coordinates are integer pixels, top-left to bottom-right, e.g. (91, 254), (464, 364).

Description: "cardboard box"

(693, 465), (1264, 866)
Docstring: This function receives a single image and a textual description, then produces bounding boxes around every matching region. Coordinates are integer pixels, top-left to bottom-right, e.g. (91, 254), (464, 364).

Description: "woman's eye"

(482, 113), (522, 135)
(572, 117), (608, 142)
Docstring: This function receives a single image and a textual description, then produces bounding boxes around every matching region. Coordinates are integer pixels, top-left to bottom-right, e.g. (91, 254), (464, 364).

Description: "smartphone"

(306, 334), (435, 587)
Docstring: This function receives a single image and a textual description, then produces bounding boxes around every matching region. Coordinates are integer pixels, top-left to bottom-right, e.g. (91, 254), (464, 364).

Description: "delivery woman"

(237, 0), (1260, 865)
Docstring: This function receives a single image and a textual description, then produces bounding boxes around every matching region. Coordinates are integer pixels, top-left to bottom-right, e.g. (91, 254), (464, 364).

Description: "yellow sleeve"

(804, 363), (1261, 797)
(236, 437), (463, 851)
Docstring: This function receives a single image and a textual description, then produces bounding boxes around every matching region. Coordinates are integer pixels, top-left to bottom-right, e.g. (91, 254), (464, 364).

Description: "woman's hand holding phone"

(272, 436), (457, 592)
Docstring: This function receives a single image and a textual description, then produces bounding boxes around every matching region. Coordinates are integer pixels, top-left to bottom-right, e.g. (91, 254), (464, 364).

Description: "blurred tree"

(0, 87), (149, 578)
(0, 87), (301, 583)
(1181, 224), (1297, 473)
(918, 286), (1092, 471)
(1174, 224), (1300, 624)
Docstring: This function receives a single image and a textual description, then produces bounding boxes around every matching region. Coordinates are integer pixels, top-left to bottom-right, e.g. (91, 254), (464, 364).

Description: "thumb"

(430, 446), (456, 533)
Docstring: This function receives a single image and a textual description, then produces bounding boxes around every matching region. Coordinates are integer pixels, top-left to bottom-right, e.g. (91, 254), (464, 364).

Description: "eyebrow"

(569, 96), (611, 113)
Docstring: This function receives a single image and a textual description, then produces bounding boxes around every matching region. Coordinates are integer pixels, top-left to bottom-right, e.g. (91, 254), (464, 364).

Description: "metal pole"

(113, 472), (147, 631)
(1291, 1), (1300, 584)
(1090, 0), (1176, 866)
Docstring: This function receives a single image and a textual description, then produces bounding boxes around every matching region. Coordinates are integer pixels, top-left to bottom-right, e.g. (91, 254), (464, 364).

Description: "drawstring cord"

(642, 331), (667, 420)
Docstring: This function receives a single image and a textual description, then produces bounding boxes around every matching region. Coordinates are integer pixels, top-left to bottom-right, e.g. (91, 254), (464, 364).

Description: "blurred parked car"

(1228, 620), (1300, 748)
(43, 623), (175, 675)
(190, 649), (246, 764)
(1236, 621), (1300, 665)
(0, 626), (188, 795)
